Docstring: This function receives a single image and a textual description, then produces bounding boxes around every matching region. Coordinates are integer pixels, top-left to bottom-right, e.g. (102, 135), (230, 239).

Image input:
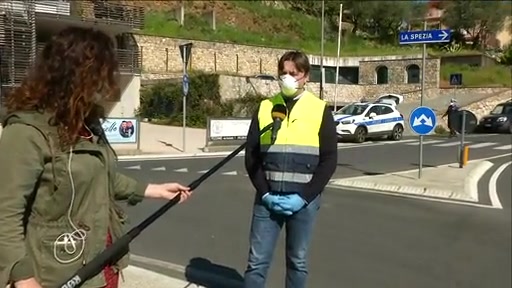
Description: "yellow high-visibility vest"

(258, 91), (326, 194)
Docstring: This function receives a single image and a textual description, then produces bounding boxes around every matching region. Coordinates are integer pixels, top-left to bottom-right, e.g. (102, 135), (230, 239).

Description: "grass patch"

(440, 64), (512, 87)
(142, 6), (422, 57)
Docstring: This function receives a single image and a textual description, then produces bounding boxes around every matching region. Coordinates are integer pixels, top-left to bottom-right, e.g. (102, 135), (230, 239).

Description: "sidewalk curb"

(328, 160), (495, 202)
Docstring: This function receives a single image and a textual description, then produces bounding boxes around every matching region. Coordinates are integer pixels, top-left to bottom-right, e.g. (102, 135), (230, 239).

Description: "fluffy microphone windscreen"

(271, 104), (287, 120)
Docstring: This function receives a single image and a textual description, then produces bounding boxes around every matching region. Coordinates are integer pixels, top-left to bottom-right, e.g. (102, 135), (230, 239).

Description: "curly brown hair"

(5, 26), (120, 148)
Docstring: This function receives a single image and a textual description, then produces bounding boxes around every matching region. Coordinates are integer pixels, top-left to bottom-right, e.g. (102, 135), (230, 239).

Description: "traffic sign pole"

(419, 21), (427, 179)
(179, 42), (193, 152)
(399, 24), (451, 179)
(459, 111), (466, 168)
(409, 106), (437, 179)
(182, 48), (187, 152)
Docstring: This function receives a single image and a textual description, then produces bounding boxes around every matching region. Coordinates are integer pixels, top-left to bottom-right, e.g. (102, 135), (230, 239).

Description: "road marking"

(466, 161), (494, 202)
(221, 171), (238, 176)
(197, 170), (208, 174)
(405, 140), (444, 145)
(329, 185), (500, 209)
(150, 166), (166, 171)
(433, 141), (466, 147)
(488, 161), (511, 209)
(125, 165), (141, 170)
(494, 144), (512, 150)
(466, 142), (497, 149)
(173, 168), (189, 173)
(396, 139), (417, 143)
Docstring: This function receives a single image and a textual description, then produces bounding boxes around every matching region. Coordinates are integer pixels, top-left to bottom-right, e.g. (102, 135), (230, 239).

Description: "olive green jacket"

(0, 111), (147, 287)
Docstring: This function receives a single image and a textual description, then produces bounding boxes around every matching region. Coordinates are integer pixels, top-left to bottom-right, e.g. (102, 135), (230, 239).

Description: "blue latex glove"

(274, 194), (306, 214)
(262, 193), (290, 215)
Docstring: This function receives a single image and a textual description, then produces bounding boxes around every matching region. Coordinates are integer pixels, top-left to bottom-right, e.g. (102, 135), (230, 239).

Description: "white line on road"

(328, 184), (501, 209)
(433, 141), (467, 147)
(173, 168), (189, 173)
(467, 142), (497, 149)
(150, 166), (166, 171)
(466, 161), (494, 202)
(125, 165), (141, 170)
(488, 161), (511, 209)
(494, 144), (512, 150)
(405, 140), (444, 145)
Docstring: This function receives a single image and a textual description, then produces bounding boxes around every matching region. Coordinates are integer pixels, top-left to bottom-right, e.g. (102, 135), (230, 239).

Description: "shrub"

(434, 125), (448, 135)
(137, 72), (267, 128)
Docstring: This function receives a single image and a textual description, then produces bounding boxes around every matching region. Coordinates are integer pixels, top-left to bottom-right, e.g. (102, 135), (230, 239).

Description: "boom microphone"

(56, 122), (275, 288)
(270, 104), (287, 143)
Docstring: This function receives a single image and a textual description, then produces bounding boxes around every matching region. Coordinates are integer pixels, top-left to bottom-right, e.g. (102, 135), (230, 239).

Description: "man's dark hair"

(277, 51), (311, 75)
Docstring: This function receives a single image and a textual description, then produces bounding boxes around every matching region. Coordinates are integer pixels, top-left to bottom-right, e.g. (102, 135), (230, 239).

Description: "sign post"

(409, 106), (437, 178)
(449, 73), (464, 166)
(399, 24), (451, 179)
(179, 42), (193, 152)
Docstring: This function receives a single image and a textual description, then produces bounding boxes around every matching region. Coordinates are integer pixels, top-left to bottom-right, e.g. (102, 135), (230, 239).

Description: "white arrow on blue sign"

(409, 106), (437, 135)
(399, 29), (451, 45)
(182, 74), (189, 96)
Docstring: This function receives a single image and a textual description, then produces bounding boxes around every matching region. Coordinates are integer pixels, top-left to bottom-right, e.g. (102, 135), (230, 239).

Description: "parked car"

(333, 94), (405, 143)
(476, 100), (512, 134)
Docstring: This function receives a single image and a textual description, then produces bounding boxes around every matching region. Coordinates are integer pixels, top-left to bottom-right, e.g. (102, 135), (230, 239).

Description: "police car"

(333, 94), (405, 143)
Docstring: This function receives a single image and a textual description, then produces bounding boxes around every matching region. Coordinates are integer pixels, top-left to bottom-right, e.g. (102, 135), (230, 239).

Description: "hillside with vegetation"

(128, 0), (511, 87)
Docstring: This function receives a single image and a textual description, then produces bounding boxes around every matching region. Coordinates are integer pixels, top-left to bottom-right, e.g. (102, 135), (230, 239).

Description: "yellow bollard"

(463, 145), (469, 167)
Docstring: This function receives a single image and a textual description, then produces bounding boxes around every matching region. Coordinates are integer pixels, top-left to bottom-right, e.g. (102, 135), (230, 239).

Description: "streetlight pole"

(320, 0), (325, 100)
(334, 4), (343, 111)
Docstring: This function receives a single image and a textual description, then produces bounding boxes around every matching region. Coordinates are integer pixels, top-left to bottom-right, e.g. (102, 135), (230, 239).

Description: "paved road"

(478, 155), (512, 210)
(119, 134), (512, 181)
(122, 182), (511, 288)
(117, 133), (511, 288)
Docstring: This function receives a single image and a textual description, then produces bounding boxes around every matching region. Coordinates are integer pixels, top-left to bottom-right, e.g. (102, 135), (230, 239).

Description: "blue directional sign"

(399, 29), (451, 45)
(409, 106), (437, 135)
(450, 73), (462, 86)
(182, 73), (189, 96)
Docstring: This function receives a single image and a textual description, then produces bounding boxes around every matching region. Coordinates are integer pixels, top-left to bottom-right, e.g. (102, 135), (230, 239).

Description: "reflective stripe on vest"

(258, 91), (326, 193)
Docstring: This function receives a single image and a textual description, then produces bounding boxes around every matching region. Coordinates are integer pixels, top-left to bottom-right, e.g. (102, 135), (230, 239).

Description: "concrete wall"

(104, 75), (141, 118)
(104, 75), (141, 152)
(134, 34), (424, 76)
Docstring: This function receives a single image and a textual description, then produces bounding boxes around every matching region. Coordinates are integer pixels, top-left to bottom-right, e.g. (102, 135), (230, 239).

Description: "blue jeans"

(243, 195), (321, 288)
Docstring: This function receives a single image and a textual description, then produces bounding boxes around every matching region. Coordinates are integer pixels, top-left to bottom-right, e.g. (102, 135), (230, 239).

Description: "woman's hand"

(144, 183), (192, 203)
(14, 278), (42, 288)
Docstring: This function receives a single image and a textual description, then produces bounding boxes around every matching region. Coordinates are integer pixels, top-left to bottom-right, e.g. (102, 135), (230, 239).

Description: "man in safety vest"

(243, 51), (338, 288)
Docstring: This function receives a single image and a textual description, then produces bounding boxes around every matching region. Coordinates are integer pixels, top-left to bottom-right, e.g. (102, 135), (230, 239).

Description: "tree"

(442, 1), (509, 49)
(363, 1), (426, 43)
(341, 0), (377, 34)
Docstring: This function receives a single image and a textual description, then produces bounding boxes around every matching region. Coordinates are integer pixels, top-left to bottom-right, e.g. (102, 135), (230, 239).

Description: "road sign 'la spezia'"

(409, 106), (437, 135)
(399, 29), (451, 45)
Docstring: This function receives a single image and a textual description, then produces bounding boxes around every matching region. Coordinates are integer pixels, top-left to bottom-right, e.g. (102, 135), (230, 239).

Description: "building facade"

(0, 0), (144, 117)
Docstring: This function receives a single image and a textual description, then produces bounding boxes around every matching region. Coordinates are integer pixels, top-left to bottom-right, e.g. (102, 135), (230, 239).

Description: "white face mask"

(279, 74), (299, 97)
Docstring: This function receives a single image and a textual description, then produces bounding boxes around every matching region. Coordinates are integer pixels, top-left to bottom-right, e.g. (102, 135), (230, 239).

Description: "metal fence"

(0, 0), (37, 88)
(71, 0), (145, 30)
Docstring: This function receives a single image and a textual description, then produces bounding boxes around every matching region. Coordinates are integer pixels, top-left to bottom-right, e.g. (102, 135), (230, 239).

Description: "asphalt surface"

(116, 133), (511, 288)
(119, 134), (512, 181)
(478, 155), (512, 210)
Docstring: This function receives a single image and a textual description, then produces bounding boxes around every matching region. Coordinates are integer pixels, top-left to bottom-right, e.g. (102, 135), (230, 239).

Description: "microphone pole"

(56, 122), (273, 288)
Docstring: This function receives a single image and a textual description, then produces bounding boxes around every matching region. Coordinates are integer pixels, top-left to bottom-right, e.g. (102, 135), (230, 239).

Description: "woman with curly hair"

(0, 26), (192, 288)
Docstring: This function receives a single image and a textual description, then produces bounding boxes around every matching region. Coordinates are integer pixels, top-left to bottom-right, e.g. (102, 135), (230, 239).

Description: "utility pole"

(320, 0), (325, 100)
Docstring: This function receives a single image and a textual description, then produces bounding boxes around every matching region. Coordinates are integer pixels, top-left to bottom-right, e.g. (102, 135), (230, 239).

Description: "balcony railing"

(70, 0), (145, 30)
(35, 43), (141, 75)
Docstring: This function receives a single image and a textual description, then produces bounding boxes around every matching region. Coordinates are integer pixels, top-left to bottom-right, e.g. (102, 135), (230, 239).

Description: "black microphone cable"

(56, 121), (278, 288)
